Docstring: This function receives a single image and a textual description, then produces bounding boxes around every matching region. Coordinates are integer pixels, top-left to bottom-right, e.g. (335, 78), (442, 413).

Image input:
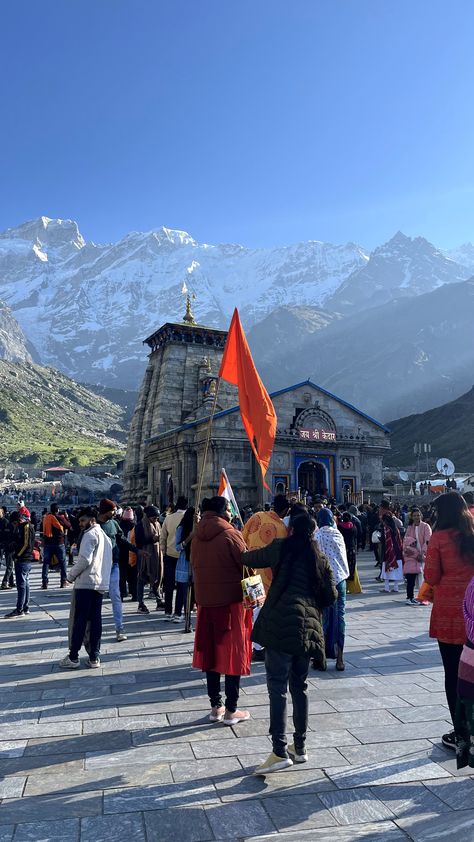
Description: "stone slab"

(204, 801), (276, 839)
(243, 820), (408, 841)
(24, 763), (172, 795)
(24, 732), (131, 755)
(12, 819), (80, 841)
(0, 791), (103, 826)
(424, 777), (474, 810)
(349, 721), (452, 744)
(82, 714), (168, 733)
(318, 787), (395, 824)
(261, 793), (337, 831)
(144, 807), (214, 842)
(80, 812), (146, 841)
(171, 756), (243, 782)
(326, 753), (452, 789)
(85, 742), (193, 769)
(387, 705), (450, 724)
(103, 781), (219, 813)
(396, 809), (474, 841)
(0, 777), (25, 798)
(0, 741), (27, 759)
(376, 782), (453, 818)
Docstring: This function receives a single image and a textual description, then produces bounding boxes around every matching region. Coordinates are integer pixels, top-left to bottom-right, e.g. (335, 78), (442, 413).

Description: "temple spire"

(182, 279), (196, 324)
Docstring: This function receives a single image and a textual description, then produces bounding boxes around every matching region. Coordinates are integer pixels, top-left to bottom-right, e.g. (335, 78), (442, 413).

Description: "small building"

(123, 309), (390, 507)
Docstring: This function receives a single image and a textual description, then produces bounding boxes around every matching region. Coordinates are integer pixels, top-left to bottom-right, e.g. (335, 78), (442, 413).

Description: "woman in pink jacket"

(403, 508), (432, 604)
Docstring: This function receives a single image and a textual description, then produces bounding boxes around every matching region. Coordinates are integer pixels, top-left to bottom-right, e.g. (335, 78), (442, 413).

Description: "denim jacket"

(175, 524), (190, 584)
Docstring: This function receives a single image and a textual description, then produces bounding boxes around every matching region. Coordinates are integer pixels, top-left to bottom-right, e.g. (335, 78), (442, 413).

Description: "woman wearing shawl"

(314, 508), (349, 671)
(134, 506), (162, 614)
(380, 512), (404, 593)
(402, 507), (432, 604)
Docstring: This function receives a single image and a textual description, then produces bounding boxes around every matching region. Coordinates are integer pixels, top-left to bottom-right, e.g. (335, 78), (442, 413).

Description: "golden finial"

(182, 280), (196, 325)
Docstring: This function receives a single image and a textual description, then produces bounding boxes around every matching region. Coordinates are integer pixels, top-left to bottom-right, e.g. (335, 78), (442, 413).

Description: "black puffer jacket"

(243, 538), (337, 668)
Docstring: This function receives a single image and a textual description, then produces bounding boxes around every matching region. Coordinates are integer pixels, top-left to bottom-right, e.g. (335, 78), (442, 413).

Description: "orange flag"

(219, 309), (277, 490)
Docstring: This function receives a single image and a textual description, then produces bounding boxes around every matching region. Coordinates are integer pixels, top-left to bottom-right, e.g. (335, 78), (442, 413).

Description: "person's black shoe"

(41, 583), (48, 590)
(4, 609), (23, 619)
(442, 730), (456, 750)
(23, 607), (30, 615)
(252, 649), (265, 663)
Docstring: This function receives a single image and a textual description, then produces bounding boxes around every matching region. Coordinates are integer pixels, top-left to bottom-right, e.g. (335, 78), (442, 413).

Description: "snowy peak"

(326, 230), (471, 313)
(444, 242), (474, 272)
(0, 217), (471, 392)
(0, 217), (86, 268)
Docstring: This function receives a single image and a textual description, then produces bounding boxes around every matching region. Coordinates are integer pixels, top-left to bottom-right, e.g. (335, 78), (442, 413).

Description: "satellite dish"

(398, 471), (409, 482)
(436, 458), (455, 477)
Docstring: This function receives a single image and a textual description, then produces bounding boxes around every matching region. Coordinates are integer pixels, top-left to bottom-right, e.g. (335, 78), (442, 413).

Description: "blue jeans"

(70, 589), (103, 661)
(265, 648), (310, 758)
(42, 544), (67, 584)
(15, 561), (31, 613)
(109, 563), (123, 631)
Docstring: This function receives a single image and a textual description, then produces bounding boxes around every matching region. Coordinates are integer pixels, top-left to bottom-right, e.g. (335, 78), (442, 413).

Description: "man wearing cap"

(97, 499), (136, 641)
(4, 508), (35, 619)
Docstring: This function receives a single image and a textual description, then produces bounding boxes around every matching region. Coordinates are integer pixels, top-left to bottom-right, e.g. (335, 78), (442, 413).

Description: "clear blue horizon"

(1, 0), (474, 250)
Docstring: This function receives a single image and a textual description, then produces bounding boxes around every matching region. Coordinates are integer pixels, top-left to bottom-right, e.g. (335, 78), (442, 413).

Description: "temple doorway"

(297, 461), (327, 497)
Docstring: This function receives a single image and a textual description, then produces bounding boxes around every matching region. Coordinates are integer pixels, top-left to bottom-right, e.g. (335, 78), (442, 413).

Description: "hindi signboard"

(299, 428), (336, 442)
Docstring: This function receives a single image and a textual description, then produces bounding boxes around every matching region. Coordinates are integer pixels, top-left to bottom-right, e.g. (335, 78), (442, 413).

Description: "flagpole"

(184, 377), (221, 634)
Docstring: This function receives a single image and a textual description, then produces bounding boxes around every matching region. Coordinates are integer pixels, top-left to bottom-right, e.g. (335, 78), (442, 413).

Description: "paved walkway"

(0, 553), (473, 842)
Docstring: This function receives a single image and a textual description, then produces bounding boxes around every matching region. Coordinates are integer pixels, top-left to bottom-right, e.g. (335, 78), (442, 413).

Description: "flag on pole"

(218, 468), (240, 520)
(218, 308), (277, 490)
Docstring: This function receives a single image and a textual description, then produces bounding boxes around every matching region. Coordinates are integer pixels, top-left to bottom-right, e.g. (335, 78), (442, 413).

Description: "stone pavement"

(1, 553), (474, 842)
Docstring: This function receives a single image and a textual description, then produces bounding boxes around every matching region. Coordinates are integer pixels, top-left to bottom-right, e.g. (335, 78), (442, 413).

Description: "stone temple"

(122, 307), (390, 508)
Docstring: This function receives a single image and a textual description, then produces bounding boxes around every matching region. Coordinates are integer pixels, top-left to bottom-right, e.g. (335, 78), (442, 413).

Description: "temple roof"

(143, 321), (228, 352)
(148, 378), (390, 442)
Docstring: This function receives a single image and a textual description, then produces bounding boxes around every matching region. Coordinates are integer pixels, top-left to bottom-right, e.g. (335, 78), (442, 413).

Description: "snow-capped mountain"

(0, 217), (368, 388)
(0, 216), (471, 396)
(444, 242), (474, 272)
(325, 231), (471, 314)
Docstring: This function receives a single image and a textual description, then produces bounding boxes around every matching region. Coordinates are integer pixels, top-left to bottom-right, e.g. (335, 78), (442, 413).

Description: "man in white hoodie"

(59, 507), (112, 669)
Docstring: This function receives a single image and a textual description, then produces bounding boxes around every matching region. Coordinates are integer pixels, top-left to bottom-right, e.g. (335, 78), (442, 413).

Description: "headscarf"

(317, 507), (334, 528)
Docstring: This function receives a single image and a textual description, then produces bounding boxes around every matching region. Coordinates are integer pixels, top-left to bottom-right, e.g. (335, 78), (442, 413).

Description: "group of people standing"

(5, 486), (474, 778)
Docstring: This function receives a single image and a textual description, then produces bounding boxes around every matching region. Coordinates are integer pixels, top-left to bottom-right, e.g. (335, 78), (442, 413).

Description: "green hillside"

(387, 386), (474, 470)
(0, 361), (128, 466)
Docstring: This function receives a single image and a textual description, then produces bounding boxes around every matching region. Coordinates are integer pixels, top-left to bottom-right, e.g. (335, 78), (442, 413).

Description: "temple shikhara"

(123, 301), (390, 507)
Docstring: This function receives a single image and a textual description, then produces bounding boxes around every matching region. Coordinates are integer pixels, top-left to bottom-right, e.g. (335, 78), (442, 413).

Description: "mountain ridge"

(1, 216), (473, 421)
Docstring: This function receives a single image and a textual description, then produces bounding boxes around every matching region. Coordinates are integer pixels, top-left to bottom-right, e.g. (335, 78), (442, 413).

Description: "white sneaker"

(172, 614), (182, 624)
(59, 655), (80, 670)
(254, 752), (293, 776)
(86, 657), (101, 669)
(288, 743), (308, 763)
(116, 629), (127, 641)
(163, 614), (172, 622)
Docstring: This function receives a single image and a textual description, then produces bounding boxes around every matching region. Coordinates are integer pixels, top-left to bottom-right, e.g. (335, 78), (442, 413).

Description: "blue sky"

(1, 0), (473, 249)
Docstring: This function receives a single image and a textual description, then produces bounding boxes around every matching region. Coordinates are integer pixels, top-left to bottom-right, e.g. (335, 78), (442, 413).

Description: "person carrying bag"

(242, 508), (337, 776)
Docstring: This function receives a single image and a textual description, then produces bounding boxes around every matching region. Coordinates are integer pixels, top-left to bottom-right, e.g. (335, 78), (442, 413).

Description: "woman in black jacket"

(243, 509), (337, 775)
